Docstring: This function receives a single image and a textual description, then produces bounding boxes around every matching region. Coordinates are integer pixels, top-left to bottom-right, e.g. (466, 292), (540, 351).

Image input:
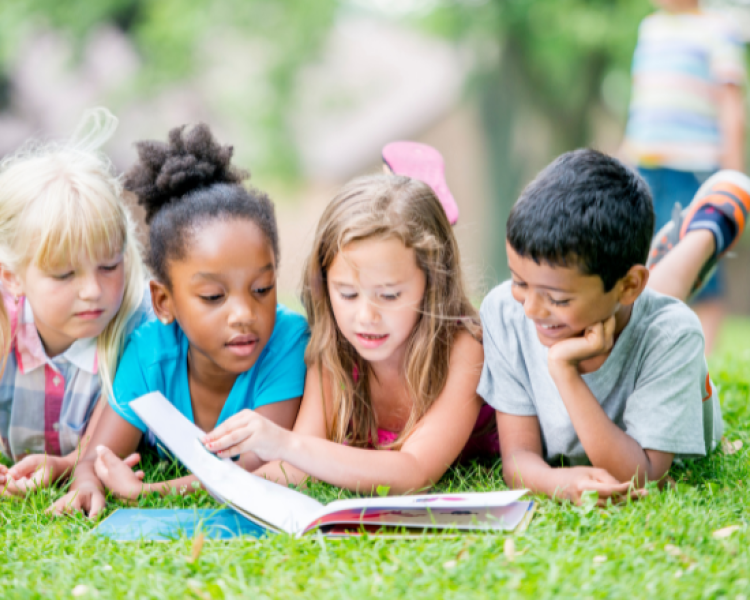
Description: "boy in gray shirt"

(478, 149), (750, 505)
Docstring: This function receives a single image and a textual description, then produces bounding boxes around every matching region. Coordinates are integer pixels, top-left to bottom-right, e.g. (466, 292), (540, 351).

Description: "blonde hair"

(0, 108), (146, 400)
(302, 174), (480, 450)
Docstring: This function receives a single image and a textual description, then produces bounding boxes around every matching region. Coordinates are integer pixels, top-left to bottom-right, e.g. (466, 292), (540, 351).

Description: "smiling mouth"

(357, 333), (388, 340)
(536, 323), (565, 331)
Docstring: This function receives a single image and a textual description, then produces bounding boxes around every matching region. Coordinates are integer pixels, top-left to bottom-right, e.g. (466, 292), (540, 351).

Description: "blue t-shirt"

(109, 304), (309, 441)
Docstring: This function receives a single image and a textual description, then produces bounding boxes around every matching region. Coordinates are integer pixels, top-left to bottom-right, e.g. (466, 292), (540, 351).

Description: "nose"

(522, 290), (548, 320)
(79, 272), (102, 301)
(227, 295), (256, 328)
(357, 297), (380, 325)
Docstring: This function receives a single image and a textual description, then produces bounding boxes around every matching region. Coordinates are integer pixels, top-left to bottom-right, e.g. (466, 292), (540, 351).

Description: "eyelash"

(549, 298), (570, 307)
(199, 285), (274, 303)
(339, 292), (400, 301)
(512, 281), (569, 306)
(51, 262), (120, 281)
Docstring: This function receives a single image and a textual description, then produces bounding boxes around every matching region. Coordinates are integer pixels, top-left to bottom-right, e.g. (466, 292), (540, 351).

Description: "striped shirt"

(0, 287), (153, 462)
(623, 10), (746, 171)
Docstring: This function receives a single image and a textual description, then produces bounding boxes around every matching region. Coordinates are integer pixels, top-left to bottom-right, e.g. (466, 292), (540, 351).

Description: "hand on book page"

(201, 408), (290, 461)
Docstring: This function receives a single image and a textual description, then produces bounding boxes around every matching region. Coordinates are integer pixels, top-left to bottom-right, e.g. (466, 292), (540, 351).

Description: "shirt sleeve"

(108, 335), (150, 432)
(476, 291), (536, 416)
(623, 328), (710, 457)
(252, 310), (310, 409)
(710, 16), (746, 85)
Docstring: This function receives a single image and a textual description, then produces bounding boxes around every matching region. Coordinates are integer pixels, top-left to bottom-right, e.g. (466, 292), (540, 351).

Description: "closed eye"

(381, 292), (401, 301)
(549, 297), (570, 307)
(253, 284), (275, 296)
(99, 263), (121, 272)
(200, 294), (224, 302)
(340, 291), (358, 300)
(52, 271), (75, 281)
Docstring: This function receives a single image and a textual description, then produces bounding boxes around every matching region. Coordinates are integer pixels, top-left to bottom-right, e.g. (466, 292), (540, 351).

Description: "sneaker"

(382, 141), (459, 225)
(647, 170), (750, 299)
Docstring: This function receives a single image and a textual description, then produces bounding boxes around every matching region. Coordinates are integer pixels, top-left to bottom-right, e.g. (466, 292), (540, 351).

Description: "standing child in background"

(481, 150), (750, 505)
(52, 124), (308, 517)
(201, 173), (494, 494)
(621, 0), (746, 353)
(0, 109), (151, 495)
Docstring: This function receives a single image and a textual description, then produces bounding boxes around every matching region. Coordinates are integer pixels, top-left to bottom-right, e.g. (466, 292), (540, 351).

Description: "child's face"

(506, 242), (622, 348)
(157, 219), (277, 377)
(327, 237), (426, 368)
(14, 250), (126, 357)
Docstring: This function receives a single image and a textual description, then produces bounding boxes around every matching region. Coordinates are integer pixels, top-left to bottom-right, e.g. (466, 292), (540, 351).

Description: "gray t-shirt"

(478, 281), (722, 465)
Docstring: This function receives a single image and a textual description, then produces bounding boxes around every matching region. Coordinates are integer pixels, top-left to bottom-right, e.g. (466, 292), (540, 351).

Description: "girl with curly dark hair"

(51, 124), (308, 517)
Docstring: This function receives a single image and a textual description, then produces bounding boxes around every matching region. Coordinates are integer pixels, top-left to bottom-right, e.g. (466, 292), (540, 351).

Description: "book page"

(302, 501), (534, 535)
(304, 489), (529, 527)
(131, 392), (323, 534)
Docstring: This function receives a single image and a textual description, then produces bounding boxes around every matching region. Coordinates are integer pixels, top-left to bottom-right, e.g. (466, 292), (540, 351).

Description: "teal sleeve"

(253, 311), (309, 409)
(108, 336), (149, 432)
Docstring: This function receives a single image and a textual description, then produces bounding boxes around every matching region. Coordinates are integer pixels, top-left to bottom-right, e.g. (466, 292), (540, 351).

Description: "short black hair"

(124, 124), (279, 286)
(506, 149), (654, 292)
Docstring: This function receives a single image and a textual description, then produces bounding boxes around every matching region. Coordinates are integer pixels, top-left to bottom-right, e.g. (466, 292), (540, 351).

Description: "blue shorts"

(638, 166), (723, 302)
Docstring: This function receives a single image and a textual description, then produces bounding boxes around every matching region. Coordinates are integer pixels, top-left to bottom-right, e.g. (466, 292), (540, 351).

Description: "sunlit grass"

(1, 320), (749, 598)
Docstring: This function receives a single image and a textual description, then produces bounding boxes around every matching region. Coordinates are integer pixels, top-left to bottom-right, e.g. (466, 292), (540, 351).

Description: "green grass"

(2, 322), (750, 599)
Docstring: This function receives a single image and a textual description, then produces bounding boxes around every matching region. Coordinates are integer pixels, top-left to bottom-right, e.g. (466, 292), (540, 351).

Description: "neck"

(187, 346), (238, 396)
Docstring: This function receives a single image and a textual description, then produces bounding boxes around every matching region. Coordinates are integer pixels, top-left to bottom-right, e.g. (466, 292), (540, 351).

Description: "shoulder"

(266, 304), (309, 350)
(626, 289), (705, 360)
(451, 328), (484, 364)
(124, 319), (183, 366)
(480, 281), (527, 339)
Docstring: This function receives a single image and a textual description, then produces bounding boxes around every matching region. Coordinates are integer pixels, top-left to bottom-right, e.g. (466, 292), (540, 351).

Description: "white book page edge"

(131, 392), (322, 533)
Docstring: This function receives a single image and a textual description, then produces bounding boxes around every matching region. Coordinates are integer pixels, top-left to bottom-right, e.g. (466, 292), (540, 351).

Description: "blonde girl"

(203, 174), (494, 494)
(0, 109), (151, 495)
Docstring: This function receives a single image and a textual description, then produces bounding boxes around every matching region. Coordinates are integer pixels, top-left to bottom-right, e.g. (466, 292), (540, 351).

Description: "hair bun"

(125, 123), (248, 223)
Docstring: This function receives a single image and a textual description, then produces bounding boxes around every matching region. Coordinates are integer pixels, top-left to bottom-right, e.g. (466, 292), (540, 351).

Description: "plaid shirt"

(0, 287), (152, 461)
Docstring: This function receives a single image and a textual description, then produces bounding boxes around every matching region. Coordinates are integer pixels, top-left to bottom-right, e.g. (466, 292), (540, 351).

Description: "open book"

(129, 392), (534, 537)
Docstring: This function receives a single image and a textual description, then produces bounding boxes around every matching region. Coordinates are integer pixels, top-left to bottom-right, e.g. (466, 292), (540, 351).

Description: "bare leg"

(646, 229), (714, 302)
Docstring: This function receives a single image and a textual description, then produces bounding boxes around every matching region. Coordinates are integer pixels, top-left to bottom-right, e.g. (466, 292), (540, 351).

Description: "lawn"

(1, 321), (749, 600)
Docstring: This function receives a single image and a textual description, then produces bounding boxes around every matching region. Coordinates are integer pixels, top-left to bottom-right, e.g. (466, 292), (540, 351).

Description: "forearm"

(147, 475), (202, 497)
(502, 448), (566, 495)
(68, 456), (104, 493)
(553, 369), (657, 485)
(274, 433), (439, 494)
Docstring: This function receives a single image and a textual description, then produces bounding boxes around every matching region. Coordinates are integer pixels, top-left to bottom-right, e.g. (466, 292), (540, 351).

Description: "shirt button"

(53, 376), (61, 386)
(52, 422), (60, 431)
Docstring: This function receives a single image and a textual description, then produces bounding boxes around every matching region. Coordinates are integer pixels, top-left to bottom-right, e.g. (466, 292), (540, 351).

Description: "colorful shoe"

(647, 170), (750, 300)
(382, 141), (459, 224)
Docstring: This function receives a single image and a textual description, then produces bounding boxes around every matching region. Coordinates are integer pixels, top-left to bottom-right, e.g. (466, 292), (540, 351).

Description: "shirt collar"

(16, 297), (98, 374)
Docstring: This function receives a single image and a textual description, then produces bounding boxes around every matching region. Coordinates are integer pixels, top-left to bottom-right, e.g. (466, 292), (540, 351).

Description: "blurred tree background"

(0, 0), (747, 288)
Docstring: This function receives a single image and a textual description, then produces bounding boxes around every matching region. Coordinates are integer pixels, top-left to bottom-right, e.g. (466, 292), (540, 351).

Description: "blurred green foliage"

(0, 0), (338, 180)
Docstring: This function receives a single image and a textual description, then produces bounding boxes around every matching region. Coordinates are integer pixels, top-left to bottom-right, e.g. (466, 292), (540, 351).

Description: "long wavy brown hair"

(301, 174), (480, 450)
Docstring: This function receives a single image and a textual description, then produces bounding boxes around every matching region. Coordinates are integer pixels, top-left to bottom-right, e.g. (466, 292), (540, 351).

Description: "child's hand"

(557, 466), (647, 506)
(49, 483), (106, 518)
(5, 454), (73, 491)
(547, 316), (616, 371)
(0, 463), (30, 497)
(93, 446), (146, 500)
(202, 409), (289, 462)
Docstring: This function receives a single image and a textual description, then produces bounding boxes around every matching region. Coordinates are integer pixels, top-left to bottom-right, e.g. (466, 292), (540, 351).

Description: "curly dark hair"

(124, 124), (279, 285)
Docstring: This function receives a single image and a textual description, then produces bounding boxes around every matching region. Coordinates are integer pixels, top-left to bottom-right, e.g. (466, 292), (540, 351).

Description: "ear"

(149, 280), (175, 326)
(616, 265), (649, 306)
(0, 265), (24, 298)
